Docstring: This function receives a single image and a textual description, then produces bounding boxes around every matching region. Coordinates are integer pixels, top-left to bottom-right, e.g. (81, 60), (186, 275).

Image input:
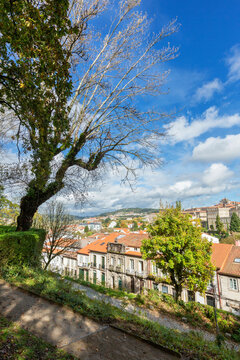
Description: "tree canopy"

(230, 212), (240, 232)
(0, 0), (179, 231)
(215, 215), (224, 235)
(141, 207), (214, 302)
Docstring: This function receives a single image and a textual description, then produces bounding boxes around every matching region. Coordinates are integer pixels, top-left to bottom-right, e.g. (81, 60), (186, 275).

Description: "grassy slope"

(1, 266), (240, 360)
(0, 315), (77, 360)
(67, 277), (240, 343)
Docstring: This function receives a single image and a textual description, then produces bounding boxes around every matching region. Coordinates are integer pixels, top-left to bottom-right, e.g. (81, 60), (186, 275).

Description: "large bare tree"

(0, 0), (179, 231)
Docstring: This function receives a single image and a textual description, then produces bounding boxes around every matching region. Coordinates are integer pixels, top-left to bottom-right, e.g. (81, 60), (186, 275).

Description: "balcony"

(78, 262), (90, 268)
(108, 264), (114, 271)
(126, 268), (135, 276)
(135, 271), (148, 278)
(99, 264), (105, 270)
(115, 265), (123, 273)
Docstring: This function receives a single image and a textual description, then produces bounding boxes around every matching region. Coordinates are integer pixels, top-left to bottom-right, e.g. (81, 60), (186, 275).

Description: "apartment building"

(76, 232), (240, 314)
(77, 233), (119, 284)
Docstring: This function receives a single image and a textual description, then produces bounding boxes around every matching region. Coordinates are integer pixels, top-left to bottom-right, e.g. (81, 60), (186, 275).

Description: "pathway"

(0, 280), (177, 360)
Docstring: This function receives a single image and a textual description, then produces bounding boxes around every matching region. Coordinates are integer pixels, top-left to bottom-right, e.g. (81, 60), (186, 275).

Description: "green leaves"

(141, 207), (214, 301)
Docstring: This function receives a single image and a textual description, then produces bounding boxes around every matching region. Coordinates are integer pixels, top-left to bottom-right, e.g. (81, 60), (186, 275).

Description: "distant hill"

(99, 208), (158, 217)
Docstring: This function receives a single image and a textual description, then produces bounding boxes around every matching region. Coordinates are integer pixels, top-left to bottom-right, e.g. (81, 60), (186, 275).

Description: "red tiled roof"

(77, 233), (119, 255)
(211, 243), (233, 270)
(219, 246), (240, 277)
(125, 251), (142, 258)
(117, 233), (148, 248)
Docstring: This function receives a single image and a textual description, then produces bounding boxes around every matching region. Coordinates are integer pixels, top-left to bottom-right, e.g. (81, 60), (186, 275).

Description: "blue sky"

(3, 0), (240, 216)
(70, 0), (240, 216)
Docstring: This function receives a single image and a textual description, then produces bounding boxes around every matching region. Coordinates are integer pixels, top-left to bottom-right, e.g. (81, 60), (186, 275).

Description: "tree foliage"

(230, 212), (240, 233)
(0, 0), (179, 231)
(215, 215), (224, 235)
(141, 207), (214, 302)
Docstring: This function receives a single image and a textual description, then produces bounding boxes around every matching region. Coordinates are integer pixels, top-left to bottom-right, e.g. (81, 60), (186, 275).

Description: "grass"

(66, 275), (240, 343)
(1, 265), (240, 360)
(65, 276), (137, 300)
(0, 314), (77, 360)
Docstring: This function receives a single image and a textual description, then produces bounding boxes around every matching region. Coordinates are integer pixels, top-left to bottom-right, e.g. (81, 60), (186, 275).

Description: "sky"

(3, 0), (240, 216)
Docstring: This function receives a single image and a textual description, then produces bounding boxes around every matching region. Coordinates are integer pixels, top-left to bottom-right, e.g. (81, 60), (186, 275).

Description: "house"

(77, 233), (119, 284)
(218, 245), (240, 315)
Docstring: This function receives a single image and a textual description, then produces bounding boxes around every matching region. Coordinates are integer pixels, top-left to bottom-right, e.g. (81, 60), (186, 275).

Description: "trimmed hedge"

(0, 226), (45, 267)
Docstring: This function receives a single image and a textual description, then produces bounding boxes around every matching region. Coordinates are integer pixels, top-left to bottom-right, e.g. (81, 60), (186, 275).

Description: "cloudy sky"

(3, 0), (240, 216)
(66, 0), (240, 216)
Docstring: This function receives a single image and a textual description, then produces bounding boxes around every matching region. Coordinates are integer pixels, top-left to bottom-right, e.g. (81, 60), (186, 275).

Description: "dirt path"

(0, 280), (178, 360)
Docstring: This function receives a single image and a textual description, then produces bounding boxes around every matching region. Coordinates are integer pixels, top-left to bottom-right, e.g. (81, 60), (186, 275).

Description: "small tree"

(41, 201), (75, 270)
(230, 212), (240, 232)
(84, 225), (89, 233)
(215, 215), (224, 235)
(132, 220), (138, 231)
(141, 207), (214, 302)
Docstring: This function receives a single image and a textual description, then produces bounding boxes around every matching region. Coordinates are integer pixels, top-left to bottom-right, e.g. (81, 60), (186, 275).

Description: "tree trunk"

(16, 194), (40, 231)
(174, 284), (182, 303)
(16, 181), (64, 231)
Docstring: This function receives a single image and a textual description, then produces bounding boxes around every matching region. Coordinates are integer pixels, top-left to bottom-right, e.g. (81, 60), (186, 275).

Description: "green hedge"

(0, 227), (45, 267)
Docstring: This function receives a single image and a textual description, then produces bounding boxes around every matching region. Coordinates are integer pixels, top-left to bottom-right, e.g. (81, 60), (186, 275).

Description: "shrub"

(0, 228), (45, 267)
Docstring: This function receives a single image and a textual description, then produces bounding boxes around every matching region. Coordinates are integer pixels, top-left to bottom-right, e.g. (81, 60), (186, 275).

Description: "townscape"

(1, 1), (240, 360)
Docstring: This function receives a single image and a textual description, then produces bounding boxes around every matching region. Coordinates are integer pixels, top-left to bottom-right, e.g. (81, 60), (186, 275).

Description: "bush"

(0, 227), (45, 267)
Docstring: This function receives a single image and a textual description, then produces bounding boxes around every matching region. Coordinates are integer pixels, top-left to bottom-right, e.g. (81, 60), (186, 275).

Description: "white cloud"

(202, 163), (233, 186)
(192, 134), (240, 162)
(166, 107), (240, 144)
(226, 44), (240, 82)
(193, 78), (223, 102)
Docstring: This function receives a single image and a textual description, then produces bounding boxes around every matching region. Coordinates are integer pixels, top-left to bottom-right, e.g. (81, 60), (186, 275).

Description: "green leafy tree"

(230, 212), (240, 232)
(84, 225), (89, 233)
(0, 0), (178, 231)
(132, 220), (138, 231)
(215, 215), (224, 234)
(141, 207), (214, 302)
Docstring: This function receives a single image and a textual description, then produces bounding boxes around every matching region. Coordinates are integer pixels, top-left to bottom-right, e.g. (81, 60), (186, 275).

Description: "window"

(152, 264), (157, 274)
(139, 261), (143, 272)
(230, 278), (238, 291)
(234, 258), (240, 263)
(134, 248), (138, 251)
(111, 257), (114, 265)
(118, 258), (122, 266)
(101, 272), (105, 286)
(93, 255), (97, 267)
(153, 283), (158, 291)
(162, 285), (168, 294)
(93, 271), (97, 284)
(188, 291), (195, 302)
(101, 256), (105, 269)
(130, 259), (134, 270)
(206, 295), (215, 307)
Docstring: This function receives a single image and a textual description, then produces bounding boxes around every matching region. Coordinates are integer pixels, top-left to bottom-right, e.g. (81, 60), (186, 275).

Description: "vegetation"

(67, 275), (240, 343)
(0, 226), (45, 267)
(40, 201), (74, 270)
(100, 208), (158, 217)
(230, 212), (240, 232)
(1, 0), (178, 231)
(0, 188), (19, 226)
(0, 314), (77, 360)
(141, 207), (214, 301)
(0, 266), (239, 360)
(215, 215), (225, 235)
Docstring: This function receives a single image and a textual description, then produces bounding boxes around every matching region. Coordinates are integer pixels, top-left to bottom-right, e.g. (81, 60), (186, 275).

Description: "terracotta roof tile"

(211, 243), (233, 270)
(117, 233), (148, 248)
(125, 251), (142, 258)
(219, 246), (240, 277)
(77, 233), (119, 255)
